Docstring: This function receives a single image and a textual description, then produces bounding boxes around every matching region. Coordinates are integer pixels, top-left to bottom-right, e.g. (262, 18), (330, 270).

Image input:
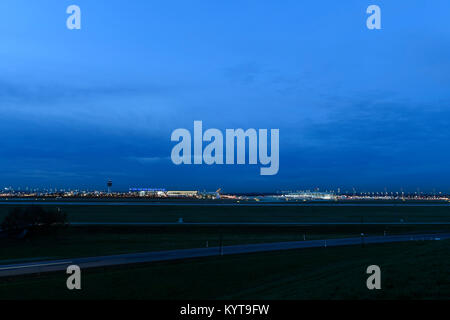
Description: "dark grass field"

(1, 202), (449, 300)
(1, 239), (449, 300)
(0, 226), (355, 262)
(0, 202), (449, 223)
(2, 224), (445, 263)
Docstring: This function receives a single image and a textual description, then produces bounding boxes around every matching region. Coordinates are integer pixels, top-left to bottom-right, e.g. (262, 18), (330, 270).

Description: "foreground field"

(0, 202), (450, 223)
(1, 203), (449, 299)
(1, 203), (449, 264)
(1, 239), (449, 299)
(2, 225), (446, 263)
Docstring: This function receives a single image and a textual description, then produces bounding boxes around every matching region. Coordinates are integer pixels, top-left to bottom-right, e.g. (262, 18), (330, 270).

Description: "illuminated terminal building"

(283, 191), (336, 200)
(166, 190), (199, 197)
(129, 188), (166, 197)
(129, 188), (199, 198)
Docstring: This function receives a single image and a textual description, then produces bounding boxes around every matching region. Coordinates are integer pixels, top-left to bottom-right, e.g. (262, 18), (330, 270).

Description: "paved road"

(0, 233), (448, 278)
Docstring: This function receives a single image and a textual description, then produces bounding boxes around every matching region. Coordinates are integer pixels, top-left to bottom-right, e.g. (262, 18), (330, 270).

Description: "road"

(0, 233), (448, 278)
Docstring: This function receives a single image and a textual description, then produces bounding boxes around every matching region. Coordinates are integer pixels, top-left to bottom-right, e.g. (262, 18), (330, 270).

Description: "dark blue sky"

(1, 0), (450, 192)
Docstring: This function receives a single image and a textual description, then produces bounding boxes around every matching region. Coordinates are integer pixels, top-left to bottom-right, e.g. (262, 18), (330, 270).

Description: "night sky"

(1, 0), (449, 192)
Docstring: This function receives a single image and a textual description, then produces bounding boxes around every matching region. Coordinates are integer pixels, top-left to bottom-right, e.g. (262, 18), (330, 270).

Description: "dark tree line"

(1, 206), (68, 237)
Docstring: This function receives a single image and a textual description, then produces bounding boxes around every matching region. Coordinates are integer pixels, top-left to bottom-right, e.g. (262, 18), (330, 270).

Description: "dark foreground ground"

(1, 239), (449, 299)
(0, 202), (449, 299)
(0, 201), (449, 223)
(2, 225), (448, 263)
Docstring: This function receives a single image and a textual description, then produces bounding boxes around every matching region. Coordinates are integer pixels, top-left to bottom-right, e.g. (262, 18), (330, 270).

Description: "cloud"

(0, 80), (172, 105)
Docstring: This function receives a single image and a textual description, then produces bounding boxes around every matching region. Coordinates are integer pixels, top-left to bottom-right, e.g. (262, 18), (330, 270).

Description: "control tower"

(107, 180), (112, 194)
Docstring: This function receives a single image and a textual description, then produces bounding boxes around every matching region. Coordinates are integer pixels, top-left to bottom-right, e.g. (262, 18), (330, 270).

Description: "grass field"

(1, 203), (449, 263)
(1, 239), (449, 299)
(0, 202), (449, 223)
(0, 226), (356, 263)
(1, 202), (449, 300)
(2, 224), (448, 264)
